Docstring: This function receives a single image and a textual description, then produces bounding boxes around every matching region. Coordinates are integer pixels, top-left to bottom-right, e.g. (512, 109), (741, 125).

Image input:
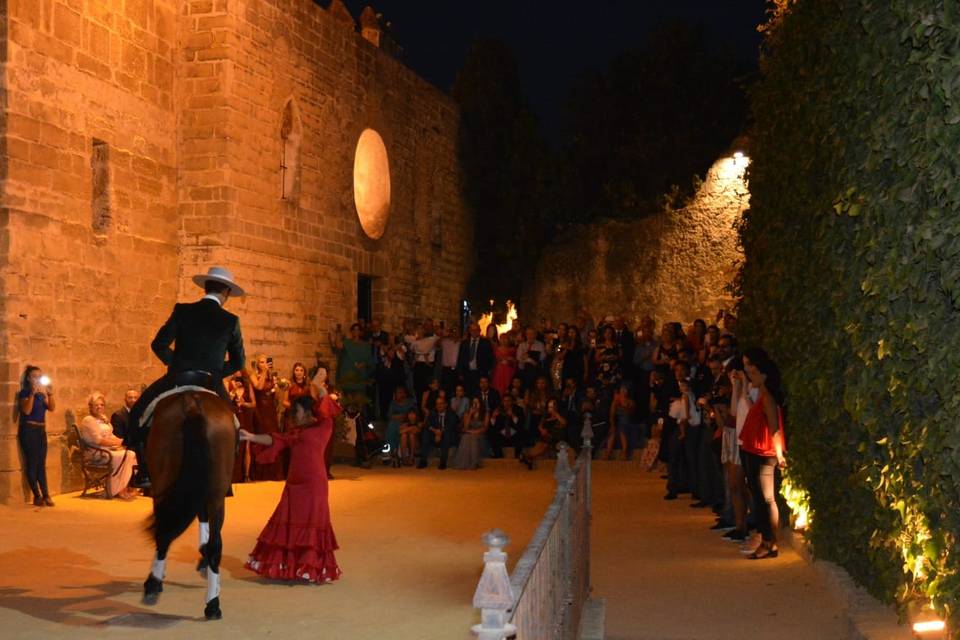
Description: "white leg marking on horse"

(151, 555), (166, 581)
(199, 521), (210, 547)
(206, 570), (221, 603)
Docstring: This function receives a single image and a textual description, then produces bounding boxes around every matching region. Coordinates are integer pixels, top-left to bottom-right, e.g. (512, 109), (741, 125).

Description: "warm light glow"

(913, 620), (946, 634)
(733, 151), (745, 164)
(780, 476), (811, 531)
(353, 129), (391, 239)
(479, 300), (519, 338)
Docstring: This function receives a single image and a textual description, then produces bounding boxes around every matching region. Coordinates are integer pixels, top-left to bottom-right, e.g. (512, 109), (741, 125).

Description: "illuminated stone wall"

(524, 155), (748, 327)
(0, 0), (473, 503)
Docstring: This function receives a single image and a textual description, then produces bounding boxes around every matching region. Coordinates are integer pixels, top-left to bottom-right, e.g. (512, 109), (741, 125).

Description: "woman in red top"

(240, 393), (343, 583)
(491, 335), (518, 396)
(739, 347), (786, 560)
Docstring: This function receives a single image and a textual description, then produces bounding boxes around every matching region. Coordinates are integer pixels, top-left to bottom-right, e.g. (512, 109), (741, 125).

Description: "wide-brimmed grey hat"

(192, 266), (245, 297)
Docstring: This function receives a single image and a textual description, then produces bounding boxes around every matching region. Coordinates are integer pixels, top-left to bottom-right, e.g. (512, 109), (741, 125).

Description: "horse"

(140, 389), (236, 620)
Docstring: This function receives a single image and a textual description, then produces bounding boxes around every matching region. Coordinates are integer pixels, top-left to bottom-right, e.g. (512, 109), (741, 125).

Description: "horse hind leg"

(202, 504), (225, 620)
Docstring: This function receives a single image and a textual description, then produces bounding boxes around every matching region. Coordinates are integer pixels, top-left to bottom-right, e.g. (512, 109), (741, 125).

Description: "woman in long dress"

(228, 372), (256, 483)
(249, 354), (284, 481)
(80, 392), (136, 499)
(491, 335), (517, 396)
(241, 393), (342, 583)
(452, 398), (487, 470)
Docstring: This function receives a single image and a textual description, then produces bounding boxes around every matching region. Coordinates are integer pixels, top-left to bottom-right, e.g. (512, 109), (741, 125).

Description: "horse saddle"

(139, 371), (238, 430)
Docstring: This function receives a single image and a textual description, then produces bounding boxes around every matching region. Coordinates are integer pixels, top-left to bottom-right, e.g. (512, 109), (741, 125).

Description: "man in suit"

(475, 374), (501, 415)
(457, 322), (494, 395)
(489, 393), (525, 458)
(417, 395), (460, 470)
(125, 266), (247, 486)
(110, 387), (140, 442)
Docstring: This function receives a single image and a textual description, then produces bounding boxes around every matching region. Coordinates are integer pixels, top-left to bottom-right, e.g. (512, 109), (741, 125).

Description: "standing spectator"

(249, 354), (284, 481)
(561, 326), (588, 389)
(334, 323), (376, 405)
(80, 392), (136, 500)
(594, 326), (623, 392)
(417, 396), (459, 470)
(605, 383), (635, 460)
(228, 371), (256, 483)
(611, 316), (636, 384)
(691, 356), (728, 510)
(516, 327), (545, 390)
(491, 333), (518, 396)
(18, 365), (55, 507)
(438, 325), (462, 397)
(739, 349), (786, 560)
(457, 322), (494, 395)
(109, 387), (140, 443)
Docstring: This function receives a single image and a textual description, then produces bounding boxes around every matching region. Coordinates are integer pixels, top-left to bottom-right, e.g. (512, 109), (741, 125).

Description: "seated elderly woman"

(80, 392), (137, 499)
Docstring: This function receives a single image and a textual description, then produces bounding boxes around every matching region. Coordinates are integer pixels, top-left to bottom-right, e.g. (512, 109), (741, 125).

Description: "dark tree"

(563, 21), (748, 220)
(453, 39), (555, 304)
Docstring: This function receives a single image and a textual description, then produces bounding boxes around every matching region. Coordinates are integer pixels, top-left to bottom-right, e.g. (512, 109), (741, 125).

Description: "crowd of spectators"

(21, 305), (786, 562)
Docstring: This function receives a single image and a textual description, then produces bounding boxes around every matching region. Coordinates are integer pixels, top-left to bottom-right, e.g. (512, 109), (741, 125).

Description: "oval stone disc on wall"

(353, 129), (391, 239)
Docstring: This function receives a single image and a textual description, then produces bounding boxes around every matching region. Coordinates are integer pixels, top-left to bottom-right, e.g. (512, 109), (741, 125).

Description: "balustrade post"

(555, 442), (573, 487)
(472, 529), (516, 640)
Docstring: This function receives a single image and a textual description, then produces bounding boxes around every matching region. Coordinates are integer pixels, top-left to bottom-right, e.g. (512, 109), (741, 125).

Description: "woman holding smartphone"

(18, 365), (56, 506)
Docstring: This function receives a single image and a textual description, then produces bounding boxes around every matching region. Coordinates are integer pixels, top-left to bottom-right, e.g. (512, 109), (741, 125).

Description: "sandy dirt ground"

(593, 464), (848, 640)
(0, 460), (849, 639)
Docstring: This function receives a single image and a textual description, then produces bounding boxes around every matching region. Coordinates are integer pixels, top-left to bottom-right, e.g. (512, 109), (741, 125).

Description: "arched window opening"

(280, 99), (302, 201)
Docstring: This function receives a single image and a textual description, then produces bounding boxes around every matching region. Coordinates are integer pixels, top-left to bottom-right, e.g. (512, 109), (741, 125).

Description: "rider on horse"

(126, 266), (246, 486)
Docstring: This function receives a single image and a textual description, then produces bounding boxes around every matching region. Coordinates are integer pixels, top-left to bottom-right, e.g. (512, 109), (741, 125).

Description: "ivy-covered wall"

(739, 0), (960, 624)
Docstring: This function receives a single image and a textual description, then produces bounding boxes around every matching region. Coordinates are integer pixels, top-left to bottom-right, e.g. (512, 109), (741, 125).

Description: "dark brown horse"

(141, 390), (235, 620)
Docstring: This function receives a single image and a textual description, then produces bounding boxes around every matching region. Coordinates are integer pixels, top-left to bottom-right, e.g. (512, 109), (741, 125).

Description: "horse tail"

(147, 393), (210, 542)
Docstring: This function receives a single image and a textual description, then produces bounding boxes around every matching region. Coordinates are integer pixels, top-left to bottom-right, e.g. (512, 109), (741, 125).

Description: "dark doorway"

(357, 274), (373, 323)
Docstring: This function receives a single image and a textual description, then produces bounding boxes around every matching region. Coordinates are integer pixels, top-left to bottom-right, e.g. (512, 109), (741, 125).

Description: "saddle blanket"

(140, 385), (239, 430)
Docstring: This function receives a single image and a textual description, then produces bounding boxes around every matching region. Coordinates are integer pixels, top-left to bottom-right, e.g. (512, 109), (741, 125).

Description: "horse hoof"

(142, 574), (163, 605)
(204, 597), (222, 620)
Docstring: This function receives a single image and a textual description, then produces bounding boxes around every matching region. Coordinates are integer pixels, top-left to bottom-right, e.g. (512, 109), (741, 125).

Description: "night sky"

(340, 0), (768, 141)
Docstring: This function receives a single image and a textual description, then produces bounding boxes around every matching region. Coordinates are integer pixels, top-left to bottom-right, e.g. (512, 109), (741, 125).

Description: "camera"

(39, 375), (51, 387)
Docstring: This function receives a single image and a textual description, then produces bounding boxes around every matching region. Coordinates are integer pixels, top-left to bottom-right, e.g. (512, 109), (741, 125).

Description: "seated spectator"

(398, 408), (422, 466)
(489, 393), (525, 458)
(385, 387), (416, 456)
(520, 398), (567, 469)
(109, 387), (139, 442)
(452, 398), (487, 470)
(417, 396), (459, 470)
(449, 383), (470, 420)
(421, 377), (444, 416)
(80, 392), (136, 500)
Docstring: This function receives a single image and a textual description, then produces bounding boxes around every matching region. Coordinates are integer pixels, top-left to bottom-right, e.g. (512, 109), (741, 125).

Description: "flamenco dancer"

(240, 391), (343, 583)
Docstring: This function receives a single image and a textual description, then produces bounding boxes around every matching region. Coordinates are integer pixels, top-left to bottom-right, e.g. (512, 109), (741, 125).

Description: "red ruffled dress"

(245, 395), (342, 583)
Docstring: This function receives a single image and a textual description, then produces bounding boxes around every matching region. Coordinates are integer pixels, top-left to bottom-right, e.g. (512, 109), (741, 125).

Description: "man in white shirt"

(438, 325), (462, 396)
(516, 326), (545, 389)
(411, 323), (439, 402)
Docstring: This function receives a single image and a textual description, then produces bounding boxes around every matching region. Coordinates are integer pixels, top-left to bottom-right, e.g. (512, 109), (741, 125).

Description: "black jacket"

(457, 337), (495, 376)
(151, 298), (245, 379)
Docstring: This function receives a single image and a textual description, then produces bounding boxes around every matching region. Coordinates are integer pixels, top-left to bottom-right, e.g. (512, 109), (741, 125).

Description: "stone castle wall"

(0, 0), (474, 503)
(523, 155), (748, 328)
